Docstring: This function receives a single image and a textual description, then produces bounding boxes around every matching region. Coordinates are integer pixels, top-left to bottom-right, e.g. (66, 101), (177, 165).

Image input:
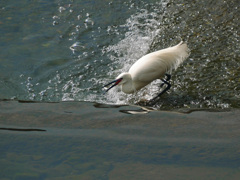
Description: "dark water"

(1, 101), (240, 179)
(0, 0), (240, 179)
(0, 0), (239, 110)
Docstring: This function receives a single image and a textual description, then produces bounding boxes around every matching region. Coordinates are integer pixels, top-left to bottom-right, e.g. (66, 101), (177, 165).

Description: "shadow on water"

(0, 127), (46, 132)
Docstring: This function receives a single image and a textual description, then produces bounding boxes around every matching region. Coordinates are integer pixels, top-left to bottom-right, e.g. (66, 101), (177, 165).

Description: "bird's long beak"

(103, 78), (122, 93)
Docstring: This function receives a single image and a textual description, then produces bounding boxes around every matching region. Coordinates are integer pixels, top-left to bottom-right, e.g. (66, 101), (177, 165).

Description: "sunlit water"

(0, 0), (239, 110)
(0, 1), (240, 179)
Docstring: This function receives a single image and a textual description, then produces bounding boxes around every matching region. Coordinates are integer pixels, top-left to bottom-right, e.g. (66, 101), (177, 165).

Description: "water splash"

(102, 4), (168, 105)
(149, 0), (240, 110)
(10, 0), (239, 111)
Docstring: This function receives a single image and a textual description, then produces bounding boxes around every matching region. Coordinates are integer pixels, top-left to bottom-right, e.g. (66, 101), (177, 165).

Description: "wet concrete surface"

(0, 100), (240, 179)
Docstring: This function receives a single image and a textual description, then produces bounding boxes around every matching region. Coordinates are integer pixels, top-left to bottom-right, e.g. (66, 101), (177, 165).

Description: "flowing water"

(1, 1), (240, 179)
(0, 0), (239, 110)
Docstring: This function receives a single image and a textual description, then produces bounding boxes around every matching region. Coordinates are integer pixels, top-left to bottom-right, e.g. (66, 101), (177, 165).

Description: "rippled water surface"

(1, 101), (240, 179)
(0, 0), (239, 110)
(0, 1), (240, 179)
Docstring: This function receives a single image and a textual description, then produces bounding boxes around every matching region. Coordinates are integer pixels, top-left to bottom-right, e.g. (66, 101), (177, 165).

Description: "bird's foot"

(149, 79), (171, 105)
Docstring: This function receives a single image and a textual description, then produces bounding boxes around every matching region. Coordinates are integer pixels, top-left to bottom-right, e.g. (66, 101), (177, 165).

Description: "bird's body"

(104, 41), (190, 98)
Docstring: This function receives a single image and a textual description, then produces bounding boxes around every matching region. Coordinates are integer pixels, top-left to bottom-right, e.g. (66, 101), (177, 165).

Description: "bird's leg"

(157, 79), (171, 98)
(150, 79), (171, 102)
(165, 73), (171, 81)
(160, 74), (171, 88)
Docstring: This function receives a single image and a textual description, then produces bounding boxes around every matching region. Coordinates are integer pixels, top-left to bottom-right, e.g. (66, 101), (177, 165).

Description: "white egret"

(104, 41), (190, 100)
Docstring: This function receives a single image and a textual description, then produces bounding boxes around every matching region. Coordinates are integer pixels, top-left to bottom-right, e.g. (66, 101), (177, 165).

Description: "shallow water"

(0, 1), (240, 179)
(0, 0), (239, 110)
(0, 101), (240, 179)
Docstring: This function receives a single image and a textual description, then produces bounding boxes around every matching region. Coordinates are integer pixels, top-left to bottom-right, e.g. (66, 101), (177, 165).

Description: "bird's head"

(103, 73), (131, 93)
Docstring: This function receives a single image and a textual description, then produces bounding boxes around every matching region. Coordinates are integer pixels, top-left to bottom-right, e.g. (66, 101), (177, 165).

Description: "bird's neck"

(121, 82), (135, 94)
(121, 75), (136, 94)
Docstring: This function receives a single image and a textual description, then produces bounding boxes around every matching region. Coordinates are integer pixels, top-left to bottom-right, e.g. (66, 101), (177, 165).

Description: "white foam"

(103, 2), (168, 104)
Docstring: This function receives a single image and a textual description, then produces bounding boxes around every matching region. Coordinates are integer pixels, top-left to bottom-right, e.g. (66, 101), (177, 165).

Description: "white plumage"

(104, 41), (190, 98)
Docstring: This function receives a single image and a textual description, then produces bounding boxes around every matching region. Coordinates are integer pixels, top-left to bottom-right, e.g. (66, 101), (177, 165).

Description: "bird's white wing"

(129, 42), (189, 90)
(129, 53), (167, 84)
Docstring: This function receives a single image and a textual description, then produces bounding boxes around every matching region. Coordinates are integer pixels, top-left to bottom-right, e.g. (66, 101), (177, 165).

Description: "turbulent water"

(0, 0), (239, 110)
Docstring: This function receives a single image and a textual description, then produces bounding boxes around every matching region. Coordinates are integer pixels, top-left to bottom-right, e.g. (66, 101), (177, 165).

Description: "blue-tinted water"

(0, 0), (159, 102)
(1, 0), (239, 110)
(0, 1), (240, 179)
(0, 101), (240, 179)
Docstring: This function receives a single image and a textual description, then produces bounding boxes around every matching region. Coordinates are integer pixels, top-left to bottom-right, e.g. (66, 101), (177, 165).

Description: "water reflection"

(94, 103), (124, 109)
(119, 109), (150, 115)
(94, 102), (156, 114)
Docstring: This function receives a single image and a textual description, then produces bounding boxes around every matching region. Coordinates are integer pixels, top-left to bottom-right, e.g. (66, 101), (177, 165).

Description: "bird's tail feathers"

(174, 41), (190, 65)
(163, 41), (190, 72)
